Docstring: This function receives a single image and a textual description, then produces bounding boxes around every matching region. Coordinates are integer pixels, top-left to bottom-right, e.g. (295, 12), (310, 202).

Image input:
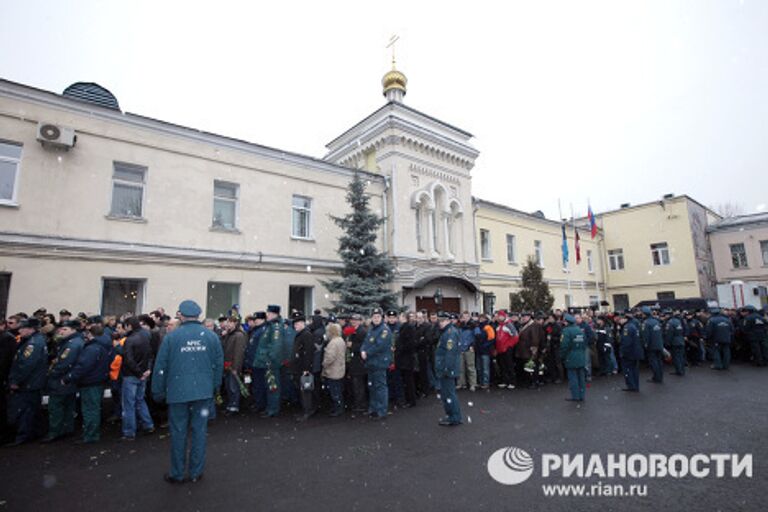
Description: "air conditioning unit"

(36, 122), (77, 150)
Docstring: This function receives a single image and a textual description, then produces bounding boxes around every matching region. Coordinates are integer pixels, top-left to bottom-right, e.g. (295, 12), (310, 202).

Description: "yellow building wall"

(598, 198), (702, 307)
(476, 203), (604, 311)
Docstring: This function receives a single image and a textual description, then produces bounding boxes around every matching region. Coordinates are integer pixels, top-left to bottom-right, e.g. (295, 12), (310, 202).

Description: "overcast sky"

(1, 0), (766, 219)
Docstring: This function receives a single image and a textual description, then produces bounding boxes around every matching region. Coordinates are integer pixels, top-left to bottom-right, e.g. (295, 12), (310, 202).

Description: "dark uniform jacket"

(47, 333), (85, 395)
(151, 320), (224, 404)
(361, 322), (392, 370)
(64, 338), (109, 387)
(706, 315), (733, 344)
(253, 319), (284, 370)
(642, 317), (664, 351)
(9, 332), (47, 391)
(743, 313), (767, 343)
(559, 325), (586, 369)
(434, 324), (461, 378)
(620, 321), (643, 361)
(664, 317), (685, 347)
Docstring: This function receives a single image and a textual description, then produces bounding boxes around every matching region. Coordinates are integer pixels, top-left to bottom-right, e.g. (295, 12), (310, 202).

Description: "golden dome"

(382, 63), (407, 96)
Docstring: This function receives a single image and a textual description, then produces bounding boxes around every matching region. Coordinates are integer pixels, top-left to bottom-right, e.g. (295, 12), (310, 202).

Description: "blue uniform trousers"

(671, 346), (686, 375)
(367, 369), (388, 417)
(623, 359), (640, 390)
(439, 377), (462, 423)
(647, 349), (664, 382)
(713, 344), (731, 370)
(8, 390), (41, 443)
(566, 368), (586, 400)
(168, 399), (209, 480)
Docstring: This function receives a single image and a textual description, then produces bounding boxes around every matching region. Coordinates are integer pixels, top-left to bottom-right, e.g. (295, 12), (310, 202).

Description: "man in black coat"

(291, 312), (316, 421)
(415, 310), (433, 396)
(0, 317), (19, 443)
(120, 317), (154, 440)
(396, 312), (418, 407)
(346, 313), (368, 413)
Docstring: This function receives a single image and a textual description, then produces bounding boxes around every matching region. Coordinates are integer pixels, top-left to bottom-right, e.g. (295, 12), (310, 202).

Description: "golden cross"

(386, 35), (399, 66)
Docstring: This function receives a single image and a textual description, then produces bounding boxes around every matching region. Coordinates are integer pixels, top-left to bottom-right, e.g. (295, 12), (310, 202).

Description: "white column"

(427, 208), (439, 259)
(444, 212), (455, 261)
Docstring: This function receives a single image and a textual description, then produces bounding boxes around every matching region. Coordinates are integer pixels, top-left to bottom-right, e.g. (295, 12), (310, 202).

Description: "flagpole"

(567, 203), (573, 309)
(588, 199), (603, 309)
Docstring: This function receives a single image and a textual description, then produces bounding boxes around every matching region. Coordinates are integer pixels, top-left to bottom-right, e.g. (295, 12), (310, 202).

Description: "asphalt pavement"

(1, 363), (766, 512)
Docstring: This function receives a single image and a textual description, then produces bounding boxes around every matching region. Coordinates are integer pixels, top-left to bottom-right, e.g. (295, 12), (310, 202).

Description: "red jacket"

(495, 321), (519, 354)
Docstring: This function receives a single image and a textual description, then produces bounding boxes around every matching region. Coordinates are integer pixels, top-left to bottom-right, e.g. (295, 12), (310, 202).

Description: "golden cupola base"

(382, 61), (407, 103)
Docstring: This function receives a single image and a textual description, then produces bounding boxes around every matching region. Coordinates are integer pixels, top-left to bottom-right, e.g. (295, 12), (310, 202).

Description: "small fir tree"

(322, 173), (399, 313)
(508, 257), (555, 312)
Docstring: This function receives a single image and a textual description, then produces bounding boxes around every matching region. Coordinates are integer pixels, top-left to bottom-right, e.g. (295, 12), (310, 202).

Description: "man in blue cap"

(664, 309), (686, 376)
(253, 305), (285, 418)
(559, 314), (586, 401)
(361, 307), (392, 420)
(706, 307), (733, 370)
(6, 318), (48, 446)
(42, 319), (85, 443)
(434, 311), (462, 425)
(618, 311), (642, 391)
(152, 300), (223, 484)
(741, 305), (767, 366)
(641, 306), (664, 383)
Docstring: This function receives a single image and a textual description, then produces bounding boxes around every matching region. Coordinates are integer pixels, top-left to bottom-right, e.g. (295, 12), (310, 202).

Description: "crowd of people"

(2, 302), (767, 450)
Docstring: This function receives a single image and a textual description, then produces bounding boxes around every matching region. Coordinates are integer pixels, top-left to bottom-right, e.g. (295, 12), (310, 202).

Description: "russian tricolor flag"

(588, 205), (598, 239)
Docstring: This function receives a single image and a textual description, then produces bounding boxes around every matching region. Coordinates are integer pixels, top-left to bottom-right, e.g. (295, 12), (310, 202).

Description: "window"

(564, 294), (573, 309)
(612, 294), (629, 312)
(110, 162), (146, 218)
(506, 234), (517, 264)
(657, 291), (676, 301)
(761, 241), (768, 266)
(730, 243), (748, 268)
(101, 278), (145, 316)
(415, 208), (423, 251)
(534, 240), (543, 267)
(480, 229), (491, 260)
(206, 282), (240, 319)
(289, 286), (313, 314)
(589, 295), (599, 307)
(651, 242), (670, 266)
(0, 272), (10, 319)
(608, 249), (624, 271)
(291, 195), (312, 238)
(0, 141), (22, 204)
(212, 180), (238, 230)
(587, 250), (594, 273)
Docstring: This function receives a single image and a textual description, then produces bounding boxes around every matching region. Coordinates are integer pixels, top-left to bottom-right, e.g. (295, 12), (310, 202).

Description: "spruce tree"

(322, 173), (398, 313)
(508, 257), (555, 312)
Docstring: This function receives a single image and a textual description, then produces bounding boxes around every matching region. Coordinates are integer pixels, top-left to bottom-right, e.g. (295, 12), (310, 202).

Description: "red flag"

(575, 227), (581, 264)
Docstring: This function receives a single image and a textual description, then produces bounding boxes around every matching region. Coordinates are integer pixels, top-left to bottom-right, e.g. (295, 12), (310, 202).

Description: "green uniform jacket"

(253, 319), (285, 369)
(559, 325), (586, 369)
(47, 333), (85, 395)
(151, 320), (224, 404)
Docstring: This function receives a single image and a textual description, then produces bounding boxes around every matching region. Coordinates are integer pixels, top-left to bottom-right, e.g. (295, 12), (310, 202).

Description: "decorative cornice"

(0, 232), (343, 272)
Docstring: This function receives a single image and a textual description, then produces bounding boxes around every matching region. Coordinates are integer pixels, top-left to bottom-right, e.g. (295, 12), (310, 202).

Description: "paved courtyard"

(1, 364), (766, 511)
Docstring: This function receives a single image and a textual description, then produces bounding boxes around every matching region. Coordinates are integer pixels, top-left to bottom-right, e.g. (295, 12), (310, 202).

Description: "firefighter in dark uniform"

(6, 318), (48, 446)
(42, 320), (84, 443)
(152, 300), (223, 483)
(434, 311), (462, 425)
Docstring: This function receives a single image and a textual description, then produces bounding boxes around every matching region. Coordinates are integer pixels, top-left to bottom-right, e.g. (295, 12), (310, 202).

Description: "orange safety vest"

(109, 337), (126, 381)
